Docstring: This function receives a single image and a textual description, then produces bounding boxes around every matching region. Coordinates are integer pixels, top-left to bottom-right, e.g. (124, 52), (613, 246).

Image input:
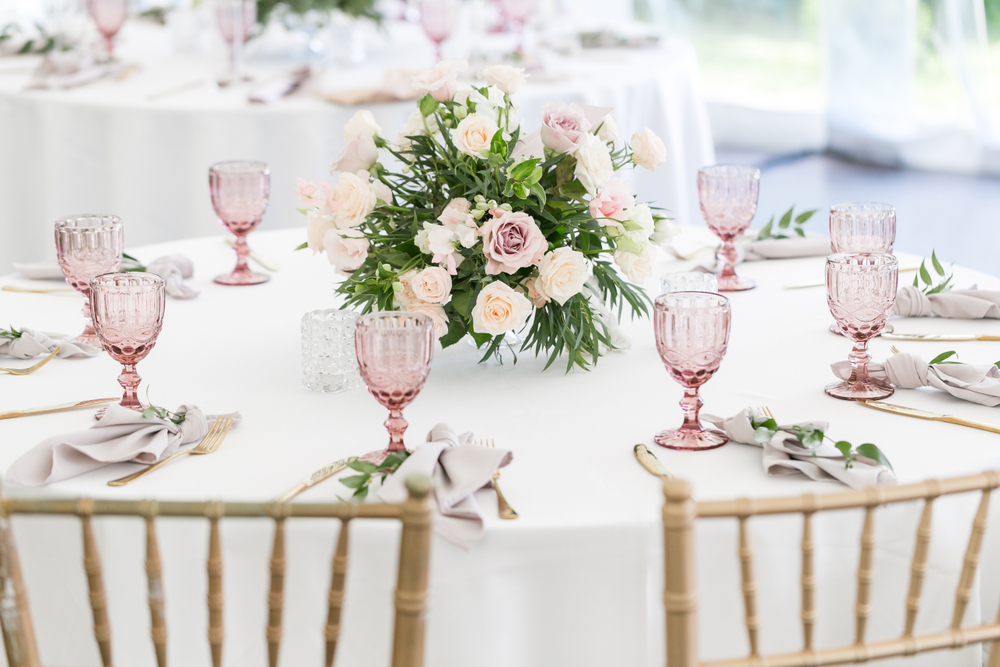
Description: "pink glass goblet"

(698, 165), (760, 292)
(653, 292), (731, 451)
(355, 312), (435, 463)
(85, 0), (128, 59)
(500, 0), (534, 52)
(215, 0), (256, 80)
(209, 160), (270, 286)
(825, 253), (898, 401)
(90, 273), (166, 411)
(830, 202), (895, 254)
(55, 214), (124, 347)
(420, 0), (459, 62)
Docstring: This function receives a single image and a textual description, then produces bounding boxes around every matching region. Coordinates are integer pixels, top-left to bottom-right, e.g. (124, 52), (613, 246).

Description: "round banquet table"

(2, 228), (1000, 667)
(0, 19), (714, 276)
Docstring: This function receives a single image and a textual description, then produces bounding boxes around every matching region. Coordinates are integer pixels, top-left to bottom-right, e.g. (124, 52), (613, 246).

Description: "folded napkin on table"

(893, 285), (1000, 319)
(379, 423), (512, 550)
(833, 352), (1000, 407)
(27, 50), (126, 90)
(319, 68), (421, 106)
(0, 328), (99, 358)
(13, 255), (198, 298)
(702, 408), (896, 489)
(689, 234), (831, 271)
(5, 405), (242, 486)
(249, 66), (311, 104)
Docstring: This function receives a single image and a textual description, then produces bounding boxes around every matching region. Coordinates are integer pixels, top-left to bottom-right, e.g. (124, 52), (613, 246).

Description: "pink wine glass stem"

(678, 387), (703, 432)
(232, 234), (250, 273)
(385, 408), (408, 453)
(716, 240), (739, 284)
(118, 363), (142, 410)
(847, 341), (873, 384)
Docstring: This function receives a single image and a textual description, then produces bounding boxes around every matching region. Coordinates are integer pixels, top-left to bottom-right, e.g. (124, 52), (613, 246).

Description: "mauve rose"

(539, 102), (591, 154)
(588, 177), (635, 226)
(479, 211), (547, 275)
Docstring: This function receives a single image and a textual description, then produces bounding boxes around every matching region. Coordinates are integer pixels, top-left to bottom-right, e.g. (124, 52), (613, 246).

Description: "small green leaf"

(352, 485), (369, 501)
(913, 273), (920, 287)
(339, 475), (368, 489)
(508, 158), (539, 181)
(294, 241), (308, 251)
(758, 216), (774, 239)
(513, 183), (528, 200)
(347, 460), (379, 474)
(490, 130), (508, 160)
(794, 209), (817, 224)
(753, 425), (777, 446)
(855, 443), (894, 472)
(418, 94), (439, 117)
(835, 440), (853, 461)
(919, 261), (932, 286)
(931, 250), (945, 276)
(929, 350), (958, 364)
(778, 206), (793, 229)
(794, 227), (806, 237)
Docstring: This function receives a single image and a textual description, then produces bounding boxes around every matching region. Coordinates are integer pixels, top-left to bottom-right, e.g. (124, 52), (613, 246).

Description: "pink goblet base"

(825, 378), (894, 401)
(655, 427), (728, 451)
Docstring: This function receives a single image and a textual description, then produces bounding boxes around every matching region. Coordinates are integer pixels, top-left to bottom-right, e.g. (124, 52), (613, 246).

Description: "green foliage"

(339, 451), (411, 501)
(912, 250), (953, 295)
(0, 23), (58, 55)
(757, 205), (816, 240)
(0, 326), (22, 339)
(751, 412), (893, 472)
(256, 0), (381, 26)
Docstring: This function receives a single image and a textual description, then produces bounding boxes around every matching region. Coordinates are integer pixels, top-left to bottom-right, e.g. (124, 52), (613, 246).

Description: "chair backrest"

(662, 472), (1000, 667)
(0, 475), (434, 667)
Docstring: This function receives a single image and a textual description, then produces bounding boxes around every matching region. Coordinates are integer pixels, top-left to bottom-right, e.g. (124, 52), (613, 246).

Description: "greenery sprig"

(913, 250), (953, 295)
(757, 205), (817, 240)
(927, 350), (1000, 369)
(121, 252), (147, 272)
(339, 451), (411, 501)
(750, 414), (894, 472)
(255, 0), (381, 27)
(0, 326), (23, 339)
(0, 23), (58, 55)
(139, 389), (186, 424)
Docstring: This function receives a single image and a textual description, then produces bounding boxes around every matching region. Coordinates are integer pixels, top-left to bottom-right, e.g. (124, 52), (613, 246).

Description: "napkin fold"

(320, 69), (421, 106)
(742, 235), (833, 261)
(378, 423), (512, 550)
(249, 66), (311, 104)
(5, 405), (242, 486)
(702, 408), (895, 489)
(0, 328), (99, 359)
(13, 255), (198, 298)
(892, 285), (1000, 319)
(832, 352), (1000, 407)
(28, 50), (126, 89)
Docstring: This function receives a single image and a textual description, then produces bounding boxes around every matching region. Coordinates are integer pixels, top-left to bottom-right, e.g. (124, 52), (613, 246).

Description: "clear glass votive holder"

(659, 271), (719, 296)
(301, 309), (361, 393)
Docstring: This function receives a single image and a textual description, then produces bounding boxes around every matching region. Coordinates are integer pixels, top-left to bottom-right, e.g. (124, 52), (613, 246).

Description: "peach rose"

(536, 247), (588, 306)
(330, 171), (377, 229)
(539, 101), (590, 154)
(520, 276), (549, 308)
(322, 228), (369, 273)
(479, 210), (547, 275)
(406, 301), (450, 339)
(453, 112), (499, 158)
(437, 197), (472, 226)
(411, 266), (452, 304)
(588, 177), (635, 226)
(329, 133), (378, 174)
(631, 128), (666, 171)
(471, 281), (533, 336)
(477, 64), (528, 94)
(412, 59), (468, 102)
(394, 270), (419, 308)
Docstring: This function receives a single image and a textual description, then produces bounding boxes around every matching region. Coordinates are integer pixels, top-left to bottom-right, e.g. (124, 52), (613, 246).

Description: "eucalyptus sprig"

(139, 389), (186, 424)
(121, 252), (147, 272)
(0, 326), (23, 339)
(928, 350), (1000, 369)
(0, 23), (58, 55)
(750, 414), (894, 472)
(913, 250), (953, 295)
(757, 205), (817, 240)
(339, 451), (411, 501)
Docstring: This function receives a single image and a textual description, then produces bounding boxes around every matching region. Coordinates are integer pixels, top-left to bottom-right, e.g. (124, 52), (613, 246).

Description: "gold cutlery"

(273, 456), (359, 503)
(2, 286), (76, 294)
(881, 332), (1000, 342)
(785, 266), (919, 289)
(858, 399), (1000, 435)
(225, 238), (280, 271)
(476, 438), (518, 519)
(0, 347), (59, 376)
(634, 444), (673, 478)
(0, 397), (117, 420)
(107, 416), (235, 486)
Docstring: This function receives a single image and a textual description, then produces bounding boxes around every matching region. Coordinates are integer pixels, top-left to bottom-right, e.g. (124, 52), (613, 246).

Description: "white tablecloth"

(0, 19), (714, 276)
(2, 228), (1000, 667)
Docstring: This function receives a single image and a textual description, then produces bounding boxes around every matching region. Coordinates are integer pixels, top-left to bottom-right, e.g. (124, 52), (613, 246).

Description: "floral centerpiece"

(295, 61), (677, 370)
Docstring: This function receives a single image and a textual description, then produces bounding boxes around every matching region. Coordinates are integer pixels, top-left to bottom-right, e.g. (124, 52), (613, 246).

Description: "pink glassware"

(355, 312), (435, 463)
(215, 0), (256, 78)
(825, 253), (898, 401)
(419, 0), (459, 62)
(698, 165), (760, 292)
(209, 160), (270, 286)
(500, 0), (534, 51)
(829, 202), (896, 253)
(90, 273), (166, 411)
(85, 0), (128, 59)
(55, 215), (124, 347)
(653, 291), (731, 451)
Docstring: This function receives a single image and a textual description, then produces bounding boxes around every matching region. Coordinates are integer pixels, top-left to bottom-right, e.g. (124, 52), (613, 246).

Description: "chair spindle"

(801, 511), (815, 652)
(737, 513), (759, 657)
(855, 505), (876, 644)
(267, 517), (285, 667)
(143, 508), (167, 667)
(952, 489), (992, 630)
(663, 479), (697, 667)
(207, 508), (224, 667)
(904, 492), (938, 637)
(325, 519), (350, 667)
(0, 504), (39, 667)
(79, 501), (113, 667)
(391, 477), (434, 667)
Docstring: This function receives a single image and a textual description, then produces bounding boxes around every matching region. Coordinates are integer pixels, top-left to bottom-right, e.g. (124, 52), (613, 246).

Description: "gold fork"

(758, 406), (775, 422)
(475, 438), (518, 520)
(890, 346), (901, 354)
(0, 347), (59, 376)
(108, 416), (234, 486)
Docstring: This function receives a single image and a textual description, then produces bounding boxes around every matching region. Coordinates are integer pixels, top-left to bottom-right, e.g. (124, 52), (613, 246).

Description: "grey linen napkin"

(5, 405), (241, 486)
(832, 352), (1000, 407)
(378, 423), (513, 550)
(28, 50), (126, 89)
(13, 255), (198, 299)
(892, 285), (1000, 319)
(695, 235), (831, 271)
(0, 328), (99, 358)
(701, 408), (895, 489)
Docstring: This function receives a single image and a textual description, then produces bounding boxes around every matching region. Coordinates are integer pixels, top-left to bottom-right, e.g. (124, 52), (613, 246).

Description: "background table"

(2, 228), (999, 667)
(0, 19), (714, 276)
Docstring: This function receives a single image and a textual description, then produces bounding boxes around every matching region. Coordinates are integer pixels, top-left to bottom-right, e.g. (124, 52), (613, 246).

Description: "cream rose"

(621, 202), (654, 238)
(329, 133), (378, 174)
(394, 270), (419, 308)
(453, 113), (499, 159)
(477, 64), (528, 94)
(573, 133), (613, 196)
(410, 266), (452, 304)
(471, 281), (533, 336)
(437, 197), (471, 226)
(343, 109), (381, 142)
(595, 114), (619, 143)
(614, 245), (656, 281)
(322, 228), (369, 273)
(411, 59), (467, 102)
(406, 301), (450, 339)
(331, 171), (377, 229)
(650, 217), (679, 245)
(536, 247), (588, 306)
(306, 209), (336, 252)
(631, 128), (666, 171)
(521, 276), (550, 308)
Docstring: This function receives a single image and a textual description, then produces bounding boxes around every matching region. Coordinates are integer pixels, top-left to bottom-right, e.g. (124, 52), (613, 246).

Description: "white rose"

(371, 178), (392, 205)
(329, 133), (379, 174)
(536, 247), (589, 306)
(331, 171), (377, 229)
(471, 281), (533, 336)
(631, 127), (666, 171)
(411, 59), (467, 102)
(614, 245), (656, 281)
(477, 64), (528, 95)
(453, 112), (499, 159)
(395, 110), (439, 151)
(306, 210), (335, 253)
(573, 133), (613, 196)
(622, 202), (654, 239)
(615, 229), (651, 256)
(322, 228), (369, 273)
(410, 266), (452, 304)
(343, 109), (381, 142)
(405, 301), (450, 339)
(595, 114), (619, 143)
(650, 217), (679, 245)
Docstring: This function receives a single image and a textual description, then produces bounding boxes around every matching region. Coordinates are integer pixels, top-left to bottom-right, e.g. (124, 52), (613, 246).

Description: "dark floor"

(716, 149), (1000, 277)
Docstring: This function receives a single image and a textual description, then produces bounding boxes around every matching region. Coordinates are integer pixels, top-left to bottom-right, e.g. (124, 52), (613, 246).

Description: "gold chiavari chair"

(662, 471), (1000, 667)
(0, 475), (434, 667)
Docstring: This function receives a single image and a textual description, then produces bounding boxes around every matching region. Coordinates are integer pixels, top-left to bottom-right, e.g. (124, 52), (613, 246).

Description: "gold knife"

(858, 399), (1000, 435)
(880, 333), (1000, 342)
(0, 397), (118, 420)
(273, 456), (359, 503)
(2, 286), (77, 294)
(634, 444), (673, 478)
